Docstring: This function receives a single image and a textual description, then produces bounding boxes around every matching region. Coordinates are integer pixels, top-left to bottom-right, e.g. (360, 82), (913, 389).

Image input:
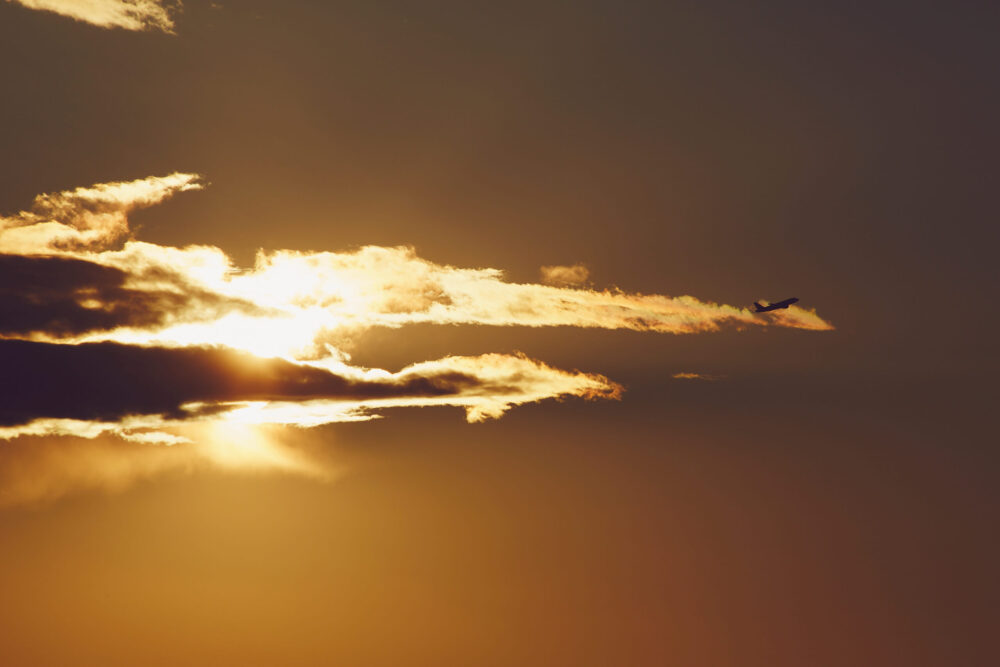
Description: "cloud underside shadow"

(0, 254), (265, 337)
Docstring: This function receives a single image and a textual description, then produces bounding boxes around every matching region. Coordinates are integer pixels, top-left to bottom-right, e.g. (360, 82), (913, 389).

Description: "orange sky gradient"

(0, 1), (996, 665)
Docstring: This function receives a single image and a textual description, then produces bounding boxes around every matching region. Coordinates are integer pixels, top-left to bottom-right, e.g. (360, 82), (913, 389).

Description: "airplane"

(753, 297), (799, 313)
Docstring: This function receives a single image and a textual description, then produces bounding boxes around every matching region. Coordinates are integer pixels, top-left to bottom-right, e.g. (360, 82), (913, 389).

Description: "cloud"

(0, 436), (194, 507)
(671, 372), (722, 381)
(0, 176), (831, 359)
(0, 254), (265, 338)
(541, 263), (590, 287)
(96, 245), (827, 357)
(0, 172), (201, 254)
(0, 426), (340, 508)
(0, 339), (621, 436)
(0, 174), (833, 428)
(6, 0), (180, 33)
(0, 173), (833, 502)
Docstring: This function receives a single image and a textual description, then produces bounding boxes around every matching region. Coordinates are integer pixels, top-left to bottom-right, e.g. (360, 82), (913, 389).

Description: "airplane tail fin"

(753, 301), (765, 312)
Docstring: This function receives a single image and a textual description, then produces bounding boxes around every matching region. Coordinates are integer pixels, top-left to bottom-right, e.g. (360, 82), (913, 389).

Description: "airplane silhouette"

(753, 297), (799, 313)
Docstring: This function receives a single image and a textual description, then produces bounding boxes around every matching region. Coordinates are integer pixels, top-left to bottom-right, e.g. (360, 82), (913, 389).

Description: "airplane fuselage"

(753, 297), (799, 313)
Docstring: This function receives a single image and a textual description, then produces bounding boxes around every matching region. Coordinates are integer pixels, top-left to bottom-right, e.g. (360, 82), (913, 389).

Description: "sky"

(0, 1), (997, 665)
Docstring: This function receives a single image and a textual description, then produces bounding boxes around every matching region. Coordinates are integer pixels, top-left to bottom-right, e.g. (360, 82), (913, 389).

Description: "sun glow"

(86, 311), (332, 359)
(191, 420), (328, 476)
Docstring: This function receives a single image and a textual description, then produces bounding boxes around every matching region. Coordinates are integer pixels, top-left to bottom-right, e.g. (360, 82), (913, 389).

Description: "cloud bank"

(0, 174), (832, 498)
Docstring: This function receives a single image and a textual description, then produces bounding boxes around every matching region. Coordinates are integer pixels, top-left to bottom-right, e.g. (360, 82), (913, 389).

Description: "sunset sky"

(1, 1), (997, 665)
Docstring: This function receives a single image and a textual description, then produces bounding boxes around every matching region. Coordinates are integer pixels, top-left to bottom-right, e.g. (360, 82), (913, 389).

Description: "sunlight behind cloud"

(192, 421), (330, 477)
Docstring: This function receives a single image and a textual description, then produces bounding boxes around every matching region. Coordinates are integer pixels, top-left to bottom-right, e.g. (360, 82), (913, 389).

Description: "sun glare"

(192, 419), (324, 476)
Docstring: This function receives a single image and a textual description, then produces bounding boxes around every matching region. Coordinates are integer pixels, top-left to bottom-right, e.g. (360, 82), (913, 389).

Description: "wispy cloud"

(0, 436), (194, 507)
(7, 0), (180, 33)
(671, 372), (723, 381)
(0, 340), (620, 435)
(0, 173), (201, 254)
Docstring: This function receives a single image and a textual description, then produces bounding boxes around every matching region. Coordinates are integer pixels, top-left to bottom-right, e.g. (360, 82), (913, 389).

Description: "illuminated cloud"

(0, 175), (832, 359)
(0, 172), (201, 254)
(541, 263), (590, 287)
(0, 340), (621, 438)
(0, 173), (833, 496)
(76, 245), (826, 358)
(7, 0), (180, 33)
(0, 426), (338, 508)
(0, 175), (834, 345)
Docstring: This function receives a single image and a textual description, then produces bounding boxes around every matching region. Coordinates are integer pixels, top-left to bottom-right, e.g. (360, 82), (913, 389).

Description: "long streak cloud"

(0, 174), (832, 462)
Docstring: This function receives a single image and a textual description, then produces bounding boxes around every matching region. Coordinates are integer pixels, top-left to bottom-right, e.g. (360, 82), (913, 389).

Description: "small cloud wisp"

(540, 263), (590, 287)
(671, 372), (723, 381)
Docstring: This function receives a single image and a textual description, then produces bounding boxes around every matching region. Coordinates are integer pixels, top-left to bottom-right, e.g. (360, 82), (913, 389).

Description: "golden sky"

(0, 1), (996, 665)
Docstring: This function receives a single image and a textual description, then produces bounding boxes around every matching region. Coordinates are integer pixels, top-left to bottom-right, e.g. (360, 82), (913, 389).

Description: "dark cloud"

(0, 254), (264, 337)
(0, 339), (488, 427)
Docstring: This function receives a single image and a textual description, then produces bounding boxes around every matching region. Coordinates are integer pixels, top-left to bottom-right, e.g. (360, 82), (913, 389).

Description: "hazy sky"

(0, 2), (997, 665)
